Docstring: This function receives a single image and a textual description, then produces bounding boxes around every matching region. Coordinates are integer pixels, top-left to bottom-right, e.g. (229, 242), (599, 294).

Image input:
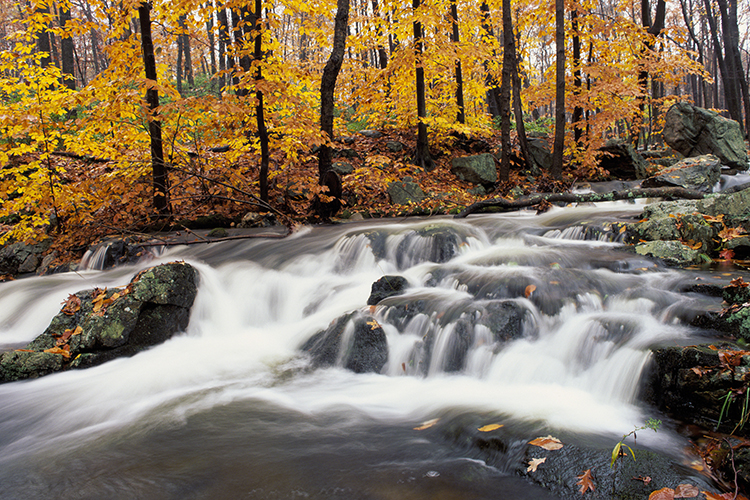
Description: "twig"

(138, 229), (290, 247)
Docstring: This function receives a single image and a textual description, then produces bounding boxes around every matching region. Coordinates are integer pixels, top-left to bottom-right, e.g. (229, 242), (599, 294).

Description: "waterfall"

(0, 207), (720, 499)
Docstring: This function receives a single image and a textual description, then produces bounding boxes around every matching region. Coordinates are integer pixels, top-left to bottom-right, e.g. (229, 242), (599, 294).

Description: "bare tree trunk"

(205, 2), (217, 90)
(138, 1), (169, 215)
(59, 7), (75, 91)
(716, 0), (749, 136)
(499, 0), (513, 182)
(551, 0), (565, 179)
(449, 0), (465, 123)
(35, 4), (51, 68)
(217, 5), (229, 92)
(317, 0), (350, 217)
(571, 9), (583, 148)
(413, 0), (434, 171)
(480, 1), (501, 120)
(248, 0), (270, 202)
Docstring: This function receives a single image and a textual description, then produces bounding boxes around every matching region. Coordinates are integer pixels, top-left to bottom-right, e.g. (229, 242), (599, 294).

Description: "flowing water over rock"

(0, 205), (737, 499)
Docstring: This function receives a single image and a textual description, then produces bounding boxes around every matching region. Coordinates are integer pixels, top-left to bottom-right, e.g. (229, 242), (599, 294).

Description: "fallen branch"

(455, 187), (708, 218)
(139, 228), (291, 247)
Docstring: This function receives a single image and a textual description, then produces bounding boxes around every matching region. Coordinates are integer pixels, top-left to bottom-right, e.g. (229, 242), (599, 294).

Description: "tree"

(317, 0), (350, 216)
(499, 0), (512, 182)
(137, 1), (169, 214)
(551, 0), (564, 179)
(412, 0), (434, 171)
(449, 0), (464, 123)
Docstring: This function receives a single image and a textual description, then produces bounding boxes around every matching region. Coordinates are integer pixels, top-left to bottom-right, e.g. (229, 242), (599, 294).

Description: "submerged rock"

(0, 262), (198, 383)
(367, 275), (409, 305)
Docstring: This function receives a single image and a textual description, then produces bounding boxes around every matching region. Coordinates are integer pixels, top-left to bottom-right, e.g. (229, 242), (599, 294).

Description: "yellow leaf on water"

(413, 418), (439, 431)
(478, 423), (504, 432)
(529, 435), (563, 450)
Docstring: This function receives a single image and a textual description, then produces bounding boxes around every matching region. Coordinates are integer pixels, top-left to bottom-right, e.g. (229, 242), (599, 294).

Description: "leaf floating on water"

(529, 435), (563, 450)
(648, 487), (674, 500)
(413, 418), (439, 431)
(367, 320), (380, 330)
(576, 469), (595, 495)
(478, 423), (503, 432)
(524, 285), (536, 298)
(526, 457), (546, 472)
(673, 484), (699, 498)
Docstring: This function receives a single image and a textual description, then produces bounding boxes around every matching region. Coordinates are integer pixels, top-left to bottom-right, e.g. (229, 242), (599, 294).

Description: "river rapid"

(0, 204), (737, 499)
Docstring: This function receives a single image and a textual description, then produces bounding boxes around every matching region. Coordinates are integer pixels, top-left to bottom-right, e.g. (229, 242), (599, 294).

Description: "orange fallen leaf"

(478, 423), (503, 432)
(529, 435), (563, 450)
(43, 345), (71, 358)
(525, 284), (536, 298)
(576, 469), (595, 494)
(414, 418), (439, 431)
(649, 487), (674, 500)
(526, 457), (546, 472)
(61, 294), (81, 315)
(674, 483), (699, 498)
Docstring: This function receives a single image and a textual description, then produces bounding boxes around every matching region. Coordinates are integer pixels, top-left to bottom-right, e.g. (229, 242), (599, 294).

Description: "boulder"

(386, 141), (404, 152)
(596, 139), (650, 179)
(0, 262), (199, 383)
(238, 211), (277, 228)
(663, 101), (749, 170)
(367, 275), (409, 305)
(387, 177), (427, 205)
(0, 240), (50, 276)
(451, 153), (497, 185)
(359, 130), (384, 139)
(300, 312), (388, 374)
(331, 161), (354, 176)
(641, 155), (721, 193)
(634, 240), (703, 266)
(527, 137), (552, 173)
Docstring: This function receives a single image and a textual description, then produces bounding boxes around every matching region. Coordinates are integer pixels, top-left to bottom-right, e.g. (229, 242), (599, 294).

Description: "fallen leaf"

(728, 277), (749, 288)
(690, 367), (705, 377)
(43, 346), (71, 358)
(525, 284), (536, 298)
(576, 469), (595, 494)
(719, 226), (746, 242)
(674, 483), (699, 498)
(478, 423), (503, 432)
(529, 435), (563, 450)
(414, 418), (439, 431)
(61, 294), (81, 315)
(649, 487), (674, 500)
(369, 305), (376, 314)
(526, 457), (546, 472)
(367, 320), (380, 330)
(719, 249), (735, 260)
(632, 476), (652, 485)
(702, 492), (738, 500)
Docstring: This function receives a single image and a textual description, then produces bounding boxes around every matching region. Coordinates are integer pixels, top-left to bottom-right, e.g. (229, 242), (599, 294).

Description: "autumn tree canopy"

(0, 0), (745, 249)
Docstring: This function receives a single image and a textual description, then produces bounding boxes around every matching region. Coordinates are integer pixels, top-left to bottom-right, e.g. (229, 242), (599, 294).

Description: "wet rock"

(641, 154), (722, 193)
(80, 237), (151, 271)
(481, 300), (530, 342)
(367, 275), (409, 305)
(300, 312), (388, 374)
(634, 240), (703, 266)
(387, 177), (427, 205)
(649, 344), (750, 434)
(663, 101), (749, 170)
(395, 225), (460, 268)
(207, 228), (228, 238)
(450, 153), (497, 185)
(0, 262), (199, 383)
(596, 139), (650, 180)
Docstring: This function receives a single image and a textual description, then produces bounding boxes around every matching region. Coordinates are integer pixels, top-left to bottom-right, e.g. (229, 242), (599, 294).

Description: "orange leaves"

(477, 423), (503, 432)
(647, 484), (701, 499)
(576, 469), (595, 495)
(43, 345), (70, 358)
(92, 287), (129, 314)
(56, 325), (82, 346)
(413, 418), (439, 431)
(61, 294), (81, 315)
(524, 284), (536, 298)
(718, 226), (746, 242)
(529, 435), (563, 451)
(728, 277), (749, 289)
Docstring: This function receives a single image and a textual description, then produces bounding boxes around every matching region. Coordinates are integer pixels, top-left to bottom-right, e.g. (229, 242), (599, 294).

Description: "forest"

(0, 0), (748, 257)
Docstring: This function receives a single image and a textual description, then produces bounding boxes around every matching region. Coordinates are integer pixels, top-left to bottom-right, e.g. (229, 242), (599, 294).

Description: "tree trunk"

(499, 0), (512, 182)
(138, 1), (169, 215)
(250, 0), (270, 202)
(59, 7), (75, 91)
(35, 4), (52, 68)
(179, 15), (194, 88)
(217, 5), (229, 92)
(510, 8), (533, 172)
(317, 0), (350, 217)
(176, 32), (184, 96)
(412, 0), (434, 171)
(449, 0), (464, 123)
(716, 0), (749, 136)
(703, 0), (741, 124)
(205, 2), (217, 90)
(480, 1), (501, 120)
(571, 9), (583, 147)
(551, 0), (565, 179)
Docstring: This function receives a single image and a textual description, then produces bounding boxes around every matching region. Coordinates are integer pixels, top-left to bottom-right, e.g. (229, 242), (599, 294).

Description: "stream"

(0, 203), (739, 499)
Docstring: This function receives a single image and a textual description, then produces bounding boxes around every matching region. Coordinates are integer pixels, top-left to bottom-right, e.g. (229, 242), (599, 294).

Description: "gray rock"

(387, 179), (427, 205)
(335, 148), (359, 159)
(0, 240), (50, 275)
(663, 101), (748, 170)
(641, 154), (721, 193)
(596, 139), (650, 179)
(527, 137), (552, 173)
(331, 161), (354, 175)
(634, 240), (703, 265)
(386, 141), (403, 152)
(367, 275), (409, 305)
(359, 129), (384, 139)
(0, 262), (199, 383)
(450, 153), (497, 184)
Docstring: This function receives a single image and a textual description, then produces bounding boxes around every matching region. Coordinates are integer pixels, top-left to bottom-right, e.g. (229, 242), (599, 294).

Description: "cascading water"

(0, 204), (732, 499)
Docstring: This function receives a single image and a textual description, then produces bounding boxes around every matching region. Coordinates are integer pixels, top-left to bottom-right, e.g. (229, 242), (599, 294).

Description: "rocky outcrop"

(450, 153), (497, 185)
(0, 262), (199, 383)
(641, 154), (721, 193)
(663, 101), (749, 170)
(0, 239), (50, 276)
(596, 139), (650, 179)
(367, 275), (409, 305)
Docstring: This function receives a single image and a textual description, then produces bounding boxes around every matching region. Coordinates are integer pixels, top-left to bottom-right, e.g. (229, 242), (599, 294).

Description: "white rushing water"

(0, 206), (723, 498)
